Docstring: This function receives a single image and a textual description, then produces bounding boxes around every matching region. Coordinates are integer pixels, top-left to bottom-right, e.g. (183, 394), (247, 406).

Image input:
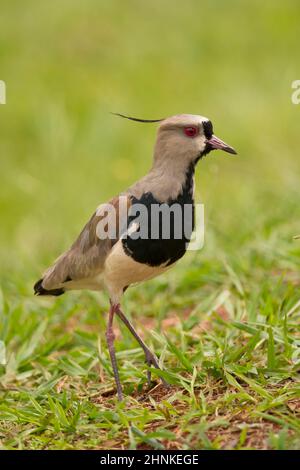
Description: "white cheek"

(196, 135), (207, 153)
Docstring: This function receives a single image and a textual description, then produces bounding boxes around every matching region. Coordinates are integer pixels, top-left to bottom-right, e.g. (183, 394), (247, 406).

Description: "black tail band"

(34, 279), (65, 297)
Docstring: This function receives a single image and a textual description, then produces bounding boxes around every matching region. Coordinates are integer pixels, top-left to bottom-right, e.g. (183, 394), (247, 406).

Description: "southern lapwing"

(34, 113), (236, 400)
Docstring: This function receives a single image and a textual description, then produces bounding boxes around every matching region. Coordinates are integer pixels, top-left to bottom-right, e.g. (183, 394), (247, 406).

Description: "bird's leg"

(115, 305), (169, 388)
(106, 303), (123, 401)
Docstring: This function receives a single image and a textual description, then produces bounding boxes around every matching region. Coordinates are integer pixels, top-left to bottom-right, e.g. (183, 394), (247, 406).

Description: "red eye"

(184, 126), (198, 137)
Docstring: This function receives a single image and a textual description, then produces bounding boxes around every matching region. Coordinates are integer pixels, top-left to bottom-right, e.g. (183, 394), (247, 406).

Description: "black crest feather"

(111, 113), (164, 123)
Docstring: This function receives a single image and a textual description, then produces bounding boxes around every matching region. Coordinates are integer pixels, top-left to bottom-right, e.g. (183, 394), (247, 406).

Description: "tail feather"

(34, 278), (65, 297)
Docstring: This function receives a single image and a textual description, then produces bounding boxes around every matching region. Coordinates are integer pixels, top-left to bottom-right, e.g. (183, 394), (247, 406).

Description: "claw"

(144, 350), (169, 388)
(146, 368), (152, 387)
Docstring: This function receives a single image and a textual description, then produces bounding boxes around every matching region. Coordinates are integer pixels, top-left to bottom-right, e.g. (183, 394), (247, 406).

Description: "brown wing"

(41, 194), (131, 290)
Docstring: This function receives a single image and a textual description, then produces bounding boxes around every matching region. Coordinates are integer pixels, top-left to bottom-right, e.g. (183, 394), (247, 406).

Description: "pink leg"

(106, 303), (123, 401)
(115, 304), (169, 387)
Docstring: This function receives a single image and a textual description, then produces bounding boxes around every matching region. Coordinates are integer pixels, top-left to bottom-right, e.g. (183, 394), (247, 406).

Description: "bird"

(34, 113), (237, 401)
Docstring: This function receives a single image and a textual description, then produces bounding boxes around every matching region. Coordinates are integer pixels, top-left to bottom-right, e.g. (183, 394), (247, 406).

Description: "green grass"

(1, 241), (300, 449)
(0, 0), (300, 450)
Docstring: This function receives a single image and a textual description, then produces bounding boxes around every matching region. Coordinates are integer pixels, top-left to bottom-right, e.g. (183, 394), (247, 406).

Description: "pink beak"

(207, 135), (237, 155)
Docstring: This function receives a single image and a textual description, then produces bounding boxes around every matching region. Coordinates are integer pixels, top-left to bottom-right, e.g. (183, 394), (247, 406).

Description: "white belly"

(104, 239), (171, 303)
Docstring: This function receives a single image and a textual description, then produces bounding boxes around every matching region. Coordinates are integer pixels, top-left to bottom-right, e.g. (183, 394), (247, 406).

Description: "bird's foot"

(144, 349), (169, 388)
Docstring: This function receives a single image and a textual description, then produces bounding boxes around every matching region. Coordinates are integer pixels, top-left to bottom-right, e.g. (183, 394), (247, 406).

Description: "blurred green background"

(0, 0), (299, 290)
(0, 0), (300, 450)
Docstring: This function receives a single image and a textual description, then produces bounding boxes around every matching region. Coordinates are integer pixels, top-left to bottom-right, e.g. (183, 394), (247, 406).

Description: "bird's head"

(112, 113), (237, 169)
(154, 114), (237, 166)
